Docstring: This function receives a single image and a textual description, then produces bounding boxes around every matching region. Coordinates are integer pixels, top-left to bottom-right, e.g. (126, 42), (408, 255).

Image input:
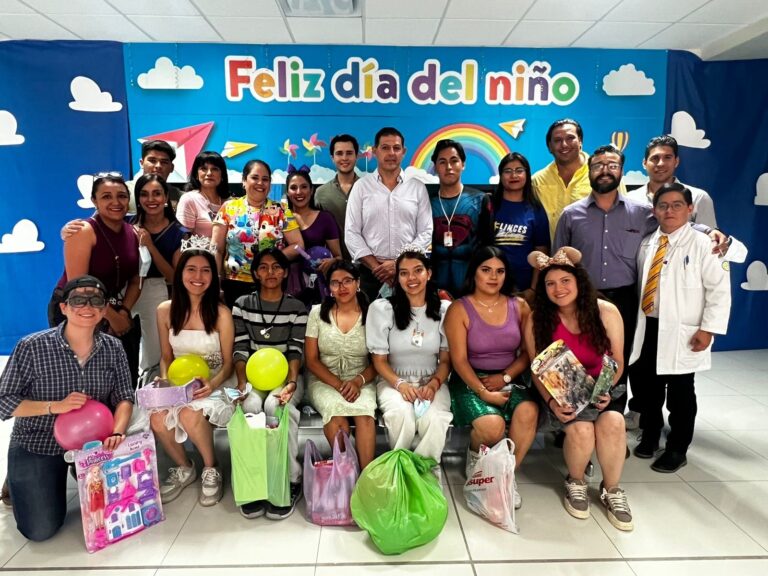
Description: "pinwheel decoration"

(302, 132), (327, 164)
(359, 143), (374, 172)
(279, 138), (299, 169)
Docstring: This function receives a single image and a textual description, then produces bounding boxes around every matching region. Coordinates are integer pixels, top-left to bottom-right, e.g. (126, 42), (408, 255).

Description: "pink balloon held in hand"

(53, 399), (115, 451)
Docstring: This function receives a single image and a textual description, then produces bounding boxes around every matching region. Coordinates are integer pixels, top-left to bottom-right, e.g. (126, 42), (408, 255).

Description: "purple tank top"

(463, 296), (521, 372)
(57, 216), (140, 297)
(552, 320), (603, 378)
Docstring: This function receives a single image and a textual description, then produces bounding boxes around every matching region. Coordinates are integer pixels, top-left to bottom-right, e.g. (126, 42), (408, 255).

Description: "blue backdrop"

(0, 41), (763, 352)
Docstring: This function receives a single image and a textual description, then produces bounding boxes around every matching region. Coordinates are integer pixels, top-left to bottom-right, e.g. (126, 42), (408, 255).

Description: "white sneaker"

(513, 479), (522, 510)
(199, 466), (223, 506)
(160, 464), (196, 503)
(465, 447), (480, 479)
(624, 410), (641, 431)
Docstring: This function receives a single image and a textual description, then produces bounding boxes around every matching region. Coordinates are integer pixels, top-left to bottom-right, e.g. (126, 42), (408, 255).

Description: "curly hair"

(532, 263), (611, 356)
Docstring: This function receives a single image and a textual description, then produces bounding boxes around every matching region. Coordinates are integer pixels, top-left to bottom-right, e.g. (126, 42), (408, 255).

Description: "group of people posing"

(0, 119), (734, 542)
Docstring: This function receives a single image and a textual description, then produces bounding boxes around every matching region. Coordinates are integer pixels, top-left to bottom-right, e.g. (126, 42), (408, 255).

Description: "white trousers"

(376, 379), (453, 463)
(242, 377), (304, 483)
(131, 277), (168, 379)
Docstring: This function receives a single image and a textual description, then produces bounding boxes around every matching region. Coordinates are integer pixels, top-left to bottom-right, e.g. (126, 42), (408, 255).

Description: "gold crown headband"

(180, 235), (218, 255)
(527, 247), (582, 270)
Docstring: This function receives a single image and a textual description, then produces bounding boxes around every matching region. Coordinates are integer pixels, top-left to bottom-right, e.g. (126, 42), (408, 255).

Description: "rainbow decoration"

(410, 123), (510, 174)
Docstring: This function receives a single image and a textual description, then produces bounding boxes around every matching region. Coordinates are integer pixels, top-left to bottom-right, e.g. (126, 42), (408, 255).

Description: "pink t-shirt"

(552, 320), (604, 379)
(176, 191), (220, 238)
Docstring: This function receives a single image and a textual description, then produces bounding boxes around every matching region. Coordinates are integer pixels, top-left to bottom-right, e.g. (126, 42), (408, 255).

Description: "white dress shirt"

(345, 170), (433, 261)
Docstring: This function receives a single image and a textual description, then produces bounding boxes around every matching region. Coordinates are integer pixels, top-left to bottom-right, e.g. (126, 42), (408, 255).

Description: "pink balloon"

(53, 399), (115, 451)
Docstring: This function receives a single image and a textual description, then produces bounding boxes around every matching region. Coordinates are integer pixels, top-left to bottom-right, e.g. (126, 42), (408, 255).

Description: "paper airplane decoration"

(221, 141), (257, 159)
(138, 121), (214, 183)
(499, 119), (526, 139)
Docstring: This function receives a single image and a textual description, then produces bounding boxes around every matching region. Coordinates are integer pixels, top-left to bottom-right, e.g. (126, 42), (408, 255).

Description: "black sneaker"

(239, 500), (267, 519)
(266, 482), (303, 520)
(651, 450), (687, 473)
(633, 438), (661, 459)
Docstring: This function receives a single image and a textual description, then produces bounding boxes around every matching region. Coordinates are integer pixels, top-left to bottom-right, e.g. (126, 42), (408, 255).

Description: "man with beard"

(554, 145), (728, 434)
(532, 119), (626, 242)
(315, 133), (360, 260)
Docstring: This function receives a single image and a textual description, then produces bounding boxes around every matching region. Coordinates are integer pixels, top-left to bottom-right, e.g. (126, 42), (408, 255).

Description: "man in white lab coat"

(629, 183), (731, 473)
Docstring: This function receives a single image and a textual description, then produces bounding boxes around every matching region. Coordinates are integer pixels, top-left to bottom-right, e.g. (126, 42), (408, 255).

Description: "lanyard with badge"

(437, 185), (463, 248)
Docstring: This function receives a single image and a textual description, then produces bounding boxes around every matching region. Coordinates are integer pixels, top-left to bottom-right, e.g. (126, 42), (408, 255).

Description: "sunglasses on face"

(66, 295), (107, 308)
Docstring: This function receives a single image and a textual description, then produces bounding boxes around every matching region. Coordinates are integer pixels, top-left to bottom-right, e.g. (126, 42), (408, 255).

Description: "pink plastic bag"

(303, 430), (360, 526)
(463, 438), (518, 533)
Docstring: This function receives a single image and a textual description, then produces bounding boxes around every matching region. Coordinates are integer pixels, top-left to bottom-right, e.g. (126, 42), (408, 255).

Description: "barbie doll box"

(137, 378), (203, 409)
(74, 431), (164, 553)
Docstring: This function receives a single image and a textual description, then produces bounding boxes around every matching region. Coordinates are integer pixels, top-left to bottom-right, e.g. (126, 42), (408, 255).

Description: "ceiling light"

(279, 0), (361, 18)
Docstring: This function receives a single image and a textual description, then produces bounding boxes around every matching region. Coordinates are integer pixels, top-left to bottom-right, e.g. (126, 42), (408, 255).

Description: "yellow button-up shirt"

(532, 151), (626, 242)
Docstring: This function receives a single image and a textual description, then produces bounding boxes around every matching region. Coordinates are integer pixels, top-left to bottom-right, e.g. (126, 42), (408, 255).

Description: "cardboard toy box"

(136, 378), (202, 410)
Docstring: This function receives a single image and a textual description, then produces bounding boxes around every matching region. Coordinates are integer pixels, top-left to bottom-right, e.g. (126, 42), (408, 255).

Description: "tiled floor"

(2, 350), (768, 575)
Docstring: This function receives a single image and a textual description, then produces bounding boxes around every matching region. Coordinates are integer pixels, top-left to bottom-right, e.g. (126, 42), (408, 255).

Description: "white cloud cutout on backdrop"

(602, 64), (656, 96)
(0, 110), (25, 145)
(623, 170), (648, 186)
(403, 166), (439, 184)
(0, 219), (44, 253)
(68, 76), (122, 112)
(138, 57), (204, 90)
(670, 111), (711, 149)
(754, 173), (768, 206)
(76, 175), (95, 209)
(741, 261), (768, 291)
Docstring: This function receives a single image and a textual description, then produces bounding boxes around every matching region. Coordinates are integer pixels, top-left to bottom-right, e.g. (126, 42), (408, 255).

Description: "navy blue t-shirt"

(147, 221), (188, 279)
(493, 200), (550, 290)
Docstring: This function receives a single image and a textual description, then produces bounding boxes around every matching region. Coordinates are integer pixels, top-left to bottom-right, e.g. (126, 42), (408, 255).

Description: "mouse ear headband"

(527, 247), (582, 270)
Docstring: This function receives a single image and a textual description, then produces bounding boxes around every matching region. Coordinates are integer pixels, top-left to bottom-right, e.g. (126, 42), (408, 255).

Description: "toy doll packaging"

(74, 431), (164, 553)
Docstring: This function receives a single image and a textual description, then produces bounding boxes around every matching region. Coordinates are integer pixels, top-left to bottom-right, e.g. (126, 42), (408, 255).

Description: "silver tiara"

(396, 243), (426, 258)
(180, 235), (218, 255)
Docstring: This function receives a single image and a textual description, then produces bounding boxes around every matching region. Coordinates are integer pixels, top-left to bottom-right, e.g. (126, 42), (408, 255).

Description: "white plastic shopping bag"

(463, 438), (518, 533)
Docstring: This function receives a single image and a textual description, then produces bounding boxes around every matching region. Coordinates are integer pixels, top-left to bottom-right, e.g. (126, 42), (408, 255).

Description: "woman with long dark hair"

(305, 261), (377, 468)
(444, 245), (537, 508)
(176, 151), (230, 238)
(366, 247), (453, 468)
(492, 152), (550, 302)
(232, 247), (308, 520)
(523, 247), (632, 531)
(151, 245), (235, 507)
(131, 174), (187, 382)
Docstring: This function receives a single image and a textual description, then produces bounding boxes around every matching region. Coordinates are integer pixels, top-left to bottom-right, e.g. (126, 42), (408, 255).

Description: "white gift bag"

(463, 438), (518, 533)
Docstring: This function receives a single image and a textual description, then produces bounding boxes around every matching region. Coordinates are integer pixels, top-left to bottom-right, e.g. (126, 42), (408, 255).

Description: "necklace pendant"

(260, 327), (271, 339)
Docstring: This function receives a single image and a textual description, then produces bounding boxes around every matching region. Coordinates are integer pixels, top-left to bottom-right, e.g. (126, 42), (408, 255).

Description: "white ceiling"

(0, 0), (766, 60)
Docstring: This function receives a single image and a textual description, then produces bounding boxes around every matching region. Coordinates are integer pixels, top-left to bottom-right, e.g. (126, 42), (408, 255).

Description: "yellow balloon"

(246, 348), (289, 391)
(168, 354), (210, 386)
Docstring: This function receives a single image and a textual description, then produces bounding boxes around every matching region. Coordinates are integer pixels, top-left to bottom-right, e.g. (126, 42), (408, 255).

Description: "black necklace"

(256, 291), (285, 340)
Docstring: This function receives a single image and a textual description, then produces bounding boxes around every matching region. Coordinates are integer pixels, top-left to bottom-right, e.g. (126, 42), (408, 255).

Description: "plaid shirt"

(0, 323), (134, 455)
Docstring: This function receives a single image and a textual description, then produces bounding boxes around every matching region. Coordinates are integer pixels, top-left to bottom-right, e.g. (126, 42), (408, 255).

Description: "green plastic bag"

(350, 449), (448, 555)
(227, 405), (290, 507)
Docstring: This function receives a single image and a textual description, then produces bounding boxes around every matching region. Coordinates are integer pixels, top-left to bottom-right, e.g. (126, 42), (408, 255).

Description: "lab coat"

(629, 224), (731, 375)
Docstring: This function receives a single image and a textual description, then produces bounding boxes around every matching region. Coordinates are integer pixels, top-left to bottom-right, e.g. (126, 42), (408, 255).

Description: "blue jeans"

(8, 444), (69, 542)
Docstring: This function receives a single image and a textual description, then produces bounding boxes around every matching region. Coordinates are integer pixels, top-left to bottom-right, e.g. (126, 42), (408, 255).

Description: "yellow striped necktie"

(641, 235), (669, 315)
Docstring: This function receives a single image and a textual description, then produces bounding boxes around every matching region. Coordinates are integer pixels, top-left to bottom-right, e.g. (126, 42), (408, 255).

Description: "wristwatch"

(502, 373), (512, 384)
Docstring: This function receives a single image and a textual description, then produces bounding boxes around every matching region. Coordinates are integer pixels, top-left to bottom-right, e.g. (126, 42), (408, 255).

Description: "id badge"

(443, 230), (453, 247)
(411, 329), (424, 347)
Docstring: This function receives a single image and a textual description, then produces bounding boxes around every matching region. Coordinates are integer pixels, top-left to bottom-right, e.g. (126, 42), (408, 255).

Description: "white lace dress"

(161, 329), (237, 442)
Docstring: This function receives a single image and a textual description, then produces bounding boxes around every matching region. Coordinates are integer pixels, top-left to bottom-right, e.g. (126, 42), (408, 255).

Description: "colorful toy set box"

(74, 431), (164, 553)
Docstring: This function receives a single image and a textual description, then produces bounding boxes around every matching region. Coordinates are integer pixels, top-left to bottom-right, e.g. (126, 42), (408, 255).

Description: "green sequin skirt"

(448, 369), (537, 427)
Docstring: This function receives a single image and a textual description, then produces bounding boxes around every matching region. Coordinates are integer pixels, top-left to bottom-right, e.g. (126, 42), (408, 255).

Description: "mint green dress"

(304, 305), (377, 424)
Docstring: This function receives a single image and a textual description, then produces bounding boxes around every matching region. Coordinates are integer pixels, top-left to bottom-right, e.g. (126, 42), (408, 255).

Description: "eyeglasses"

(502, 167), (526, 176)
(256, 264), (284, 273)
(66, 295), (107, 308)
(329, 277), (357, 290)
(656, 201), (687, 212)
(589, 162), (621, 172)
